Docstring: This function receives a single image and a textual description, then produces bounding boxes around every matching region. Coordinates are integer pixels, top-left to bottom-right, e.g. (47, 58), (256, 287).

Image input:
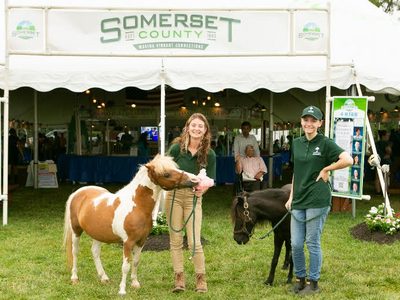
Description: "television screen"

(140, 127), (158, 141)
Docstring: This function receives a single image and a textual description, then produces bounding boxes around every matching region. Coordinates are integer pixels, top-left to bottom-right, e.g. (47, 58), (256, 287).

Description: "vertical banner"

(330, 97), (368, 199)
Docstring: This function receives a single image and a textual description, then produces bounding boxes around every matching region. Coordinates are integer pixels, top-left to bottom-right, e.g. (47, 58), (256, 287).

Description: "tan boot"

(195, 273), (208, 293)
(172, 272), (185, 293)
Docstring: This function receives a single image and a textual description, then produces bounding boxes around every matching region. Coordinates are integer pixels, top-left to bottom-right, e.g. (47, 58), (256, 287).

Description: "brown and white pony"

(63, 155), (199, 295)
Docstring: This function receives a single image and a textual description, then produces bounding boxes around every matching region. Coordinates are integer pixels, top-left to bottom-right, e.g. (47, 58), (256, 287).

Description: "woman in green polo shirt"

(164, 113), (216, 293)
(286, 106), (353, 296)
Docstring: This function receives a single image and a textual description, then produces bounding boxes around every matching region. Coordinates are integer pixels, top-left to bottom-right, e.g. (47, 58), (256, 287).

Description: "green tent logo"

(12, 20), (39, 40)
(299, 22), (323, 41)
(343, 99), (357, 111)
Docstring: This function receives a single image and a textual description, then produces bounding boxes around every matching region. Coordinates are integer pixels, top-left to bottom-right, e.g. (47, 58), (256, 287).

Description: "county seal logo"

(12, 20), (39, 40)
(298, 22), (323, 41)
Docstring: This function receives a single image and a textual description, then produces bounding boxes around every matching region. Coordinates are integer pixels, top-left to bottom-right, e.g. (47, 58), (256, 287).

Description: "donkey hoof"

(263, 280), (273, 286)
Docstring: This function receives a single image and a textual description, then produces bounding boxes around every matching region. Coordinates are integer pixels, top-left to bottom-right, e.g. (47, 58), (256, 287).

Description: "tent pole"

(2, 0), (10, 225)
(34, 90), (38, 189)
(325, 1), (332, 137)
(268, 91), (274, 188)
(160, 62), (166, 156)
(153, 62), (166, 226)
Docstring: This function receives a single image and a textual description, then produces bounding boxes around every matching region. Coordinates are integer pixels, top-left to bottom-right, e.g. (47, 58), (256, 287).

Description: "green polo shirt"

(291, 133), (344, 209)
(167, 143), (216, 180)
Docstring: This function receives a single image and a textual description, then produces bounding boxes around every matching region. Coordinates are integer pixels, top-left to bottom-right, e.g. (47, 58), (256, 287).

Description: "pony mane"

(146, 155), (179, 175)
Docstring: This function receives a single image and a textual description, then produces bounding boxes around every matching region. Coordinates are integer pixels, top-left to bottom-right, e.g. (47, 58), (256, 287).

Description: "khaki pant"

(164, 188), (205, 274)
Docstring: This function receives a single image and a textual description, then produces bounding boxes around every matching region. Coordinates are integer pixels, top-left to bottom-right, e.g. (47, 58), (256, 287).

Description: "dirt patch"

(351, 222), (400, 245)
(142, 235), (209, 252)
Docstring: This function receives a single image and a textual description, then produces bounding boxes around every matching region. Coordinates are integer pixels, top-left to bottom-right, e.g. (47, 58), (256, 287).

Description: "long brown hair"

(180, 113), (211, 171)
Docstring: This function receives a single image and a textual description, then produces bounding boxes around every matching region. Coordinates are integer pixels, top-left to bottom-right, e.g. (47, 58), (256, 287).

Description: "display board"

(330, 97), (367, 199)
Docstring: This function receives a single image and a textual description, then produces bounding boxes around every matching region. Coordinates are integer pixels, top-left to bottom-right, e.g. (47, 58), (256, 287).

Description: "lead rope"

(168, 189), (198, 260)
(254, 182), (333, 240)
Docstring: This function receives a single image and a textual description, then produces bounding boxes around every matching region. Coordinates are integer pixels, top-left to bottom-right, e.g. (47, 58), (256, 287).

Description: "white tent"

(1, 0), (400, 224)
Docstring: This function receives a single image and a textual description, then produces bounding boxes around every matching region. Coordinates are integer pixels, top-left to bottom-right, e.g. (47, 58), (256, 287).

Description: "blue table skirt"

(58, 154), (282, 184)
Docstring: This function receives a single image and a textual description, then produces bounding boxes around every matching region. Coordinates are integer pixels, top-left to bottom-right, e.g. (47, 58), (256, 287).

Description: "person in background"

(53, 131), (60, 162)
(164, 113), (216, 293)
(120, 127), (133, 154)
(8, 128), (25, 184)
(375, 130), (391, 194)
(233, 121), (260, 158)
(273, 139), (281, 153)
(287, 135), (294, 170)
(136, 132), (149, 157)
(59, 132), (67, 155)
(286, 106), (353, 296)
(235, 144), (268, 191)
(168, 125), (181, 145)
(215, 139), (227, 157)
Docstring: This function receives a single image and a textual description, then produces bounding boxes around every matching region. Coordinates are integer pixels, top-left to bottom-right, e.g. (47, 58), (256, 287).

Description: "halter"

(233, 194), (256, 238)
(149, 169), (185, 191)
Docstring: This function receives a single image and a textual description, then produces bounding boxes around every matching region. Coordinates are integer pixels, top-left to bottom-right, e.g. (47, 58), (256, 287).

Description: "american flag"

(126, 87), (184, 108)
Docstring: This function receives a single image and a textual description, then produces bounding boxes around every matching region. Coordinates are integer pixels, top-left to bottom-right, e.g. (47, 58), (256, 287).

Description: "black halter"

(233, 194), (256, 237)
(148, 169), (185, 191)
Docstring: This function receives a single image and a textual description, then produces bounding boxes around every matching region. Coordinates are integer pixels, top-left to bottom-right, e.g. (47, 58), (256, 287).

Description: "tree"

(369, 0), (400, 14)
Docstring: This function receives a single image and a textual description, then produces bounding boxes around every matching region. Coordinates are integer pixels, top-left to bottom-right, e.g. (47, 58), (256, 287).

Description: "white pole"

(268, 92), (274, 188)
(160, 63), (166, 156)
(154, 63), (166, 226)
(325, 2), (331, 137)
(2, 0), (10, 225)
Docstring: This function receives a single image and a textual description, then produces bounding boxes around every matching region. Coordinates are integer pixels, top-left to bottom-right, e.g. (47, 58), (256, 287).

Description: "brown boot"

(195, 273), (208, 293)
(172, 272), (185, 293)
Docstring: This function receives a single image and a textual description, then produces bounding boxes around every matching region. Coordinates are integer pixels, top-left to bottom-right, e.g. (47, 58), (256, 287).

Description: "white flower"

(370, 207), (378, 214)
(390, 227), (396, 231)
(366, 214), (371, 218)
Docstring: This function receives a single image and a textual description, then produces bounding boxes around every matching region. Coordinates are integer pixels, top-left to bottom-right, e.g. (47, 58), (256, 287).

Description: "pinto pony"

(63, 155), (199, 295)
(231, 184), (293, 286)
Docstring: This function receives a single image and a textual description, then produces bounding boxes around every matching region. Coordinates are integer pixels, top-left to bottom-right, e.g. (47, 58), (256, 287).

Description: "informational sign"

(330, 97), (368, 199)
(26, 160), (58, 188)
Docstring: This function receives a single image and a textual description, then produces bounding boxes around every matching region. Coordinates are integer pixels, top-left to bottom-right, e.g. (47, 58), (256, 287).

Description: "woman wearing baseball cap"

(286, 105), (353, 295)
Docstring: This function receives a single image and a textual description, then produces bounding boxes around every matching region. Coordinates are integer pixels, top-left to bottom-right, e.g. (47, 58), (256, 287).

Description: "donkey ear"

(237, 194), (244, 205)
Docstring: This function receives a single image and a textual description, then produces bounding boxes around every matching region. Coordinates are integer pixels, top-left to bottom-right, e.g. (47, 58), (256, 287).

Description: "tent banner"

(8, 9), (327, 55)
(330, 97), (368, 200)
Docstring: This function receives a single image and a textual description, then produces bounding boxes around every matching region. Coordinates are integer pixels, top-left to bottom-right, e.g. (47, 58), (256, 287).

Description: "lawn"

(0, 174), (399, 300)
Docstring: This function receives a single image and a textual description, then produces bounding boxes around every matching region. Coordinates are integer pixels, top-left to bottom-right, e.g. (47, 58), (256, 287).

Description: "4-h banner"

(330, 97), (368, 200)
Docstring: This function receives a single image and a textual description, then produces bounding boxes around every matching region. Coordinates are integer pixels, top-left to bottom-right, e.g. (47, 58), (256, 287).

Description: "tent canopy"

(1, 0), (400, 95)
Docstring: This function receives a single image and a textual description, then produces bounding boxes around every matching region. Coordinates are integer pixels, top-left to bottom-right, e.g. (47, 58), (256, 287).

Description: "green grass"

(1, 177), (399, 300)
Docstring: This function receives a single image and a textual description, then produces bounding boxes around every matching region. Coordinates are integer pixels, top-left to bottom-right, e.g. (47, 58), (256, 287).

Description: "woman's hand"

(316, 168), (330, 182)
(285, 197), (292, 210)
(193, 187), (208, 198)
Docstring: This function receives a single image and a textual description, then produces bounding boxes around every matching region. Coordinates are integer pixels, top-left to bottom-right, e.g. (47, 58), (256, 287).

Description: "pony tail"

(63, 196), (73, 269)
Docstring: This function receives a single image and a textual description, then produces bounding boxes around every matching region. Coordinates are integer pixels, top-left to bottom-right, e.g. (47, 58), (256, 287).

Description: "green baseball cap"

(301, 106), (323, 120)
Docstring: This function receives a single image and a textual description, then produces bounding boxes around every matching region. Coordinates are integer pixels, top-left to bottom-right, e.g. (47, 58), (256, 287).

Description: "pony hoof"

(118, 291), (126, 296)
(71, 279), (79, 284)
(131, 283), (141, 289)
(101, 279), (110, 284)
(263, 280), (273, 286)
(281, 265), (288, 270)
